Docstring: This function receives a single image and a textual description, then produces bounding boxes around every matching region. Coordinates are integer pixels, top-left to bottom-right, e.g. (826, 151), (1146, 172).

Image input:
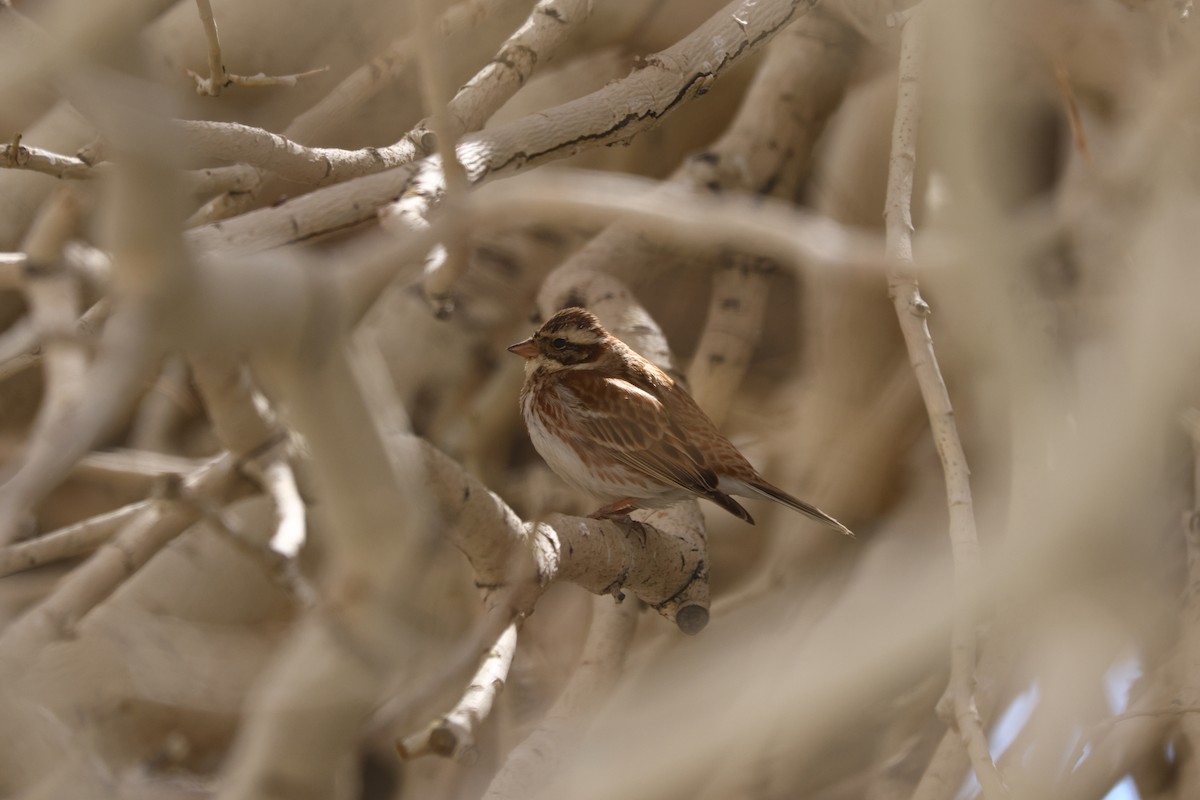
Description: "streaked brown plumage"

(508, 307), (852, 534)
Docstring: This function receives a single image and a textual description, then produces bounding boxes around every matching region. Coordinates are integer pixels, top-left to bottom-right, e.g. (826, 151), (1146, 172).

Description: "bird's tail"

(743, 479), (854, 537)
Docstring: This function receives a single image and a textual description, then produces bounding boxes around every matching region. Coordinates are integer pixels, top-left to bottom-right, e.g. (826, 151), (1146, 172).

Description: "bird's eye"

(551, 337), (567, 349)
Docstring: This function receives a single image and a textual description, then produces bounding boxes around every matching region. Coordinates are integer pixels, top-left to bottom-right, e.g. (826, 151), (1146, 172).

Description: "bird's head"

(508, 307), (611, 373)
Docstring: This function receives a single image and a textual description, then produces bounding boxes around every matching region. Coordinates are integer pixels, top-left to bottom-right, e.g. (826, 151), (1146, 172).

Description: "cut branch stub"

(537, 510), (710, 634)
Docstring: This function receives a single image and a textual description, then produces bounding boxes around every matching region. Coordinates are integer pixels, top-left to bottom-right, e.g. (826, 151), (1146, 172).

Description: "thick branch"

(455, 0), (819, 182)
(188, 0), (821, 252)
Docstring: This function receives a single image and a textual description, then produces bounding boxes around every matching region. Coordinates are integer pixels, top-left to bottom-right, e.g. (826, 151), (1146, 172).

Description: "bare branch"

(21, 190), (87, 438)
(0, 453), (242, 660)
(483, 597), (638, 799)
(285, 0), (532, 144)
(882, 8), (1006, 799)
(1, 138), (107, 180)
(409, 0), (475, 314)
(186, 0), (328, 97)
(396, 621), (519, 763)
(412, 0), (593, 313)
(453, 0), (820, 183)
(190, 0), (225, 96)
(0, 499), (150, 577)
(190, 0), (822, 245)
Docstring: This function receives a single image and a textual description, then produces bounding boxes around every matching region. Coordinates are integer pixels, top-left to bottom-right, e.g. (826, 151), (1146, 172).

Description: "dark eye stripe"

(540, 338), (598, 364)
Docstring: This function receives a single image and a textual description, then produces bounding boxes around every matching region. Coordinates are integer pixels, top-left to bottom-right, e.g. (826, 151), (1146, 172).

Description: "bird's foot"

(589, 498), (638, 522)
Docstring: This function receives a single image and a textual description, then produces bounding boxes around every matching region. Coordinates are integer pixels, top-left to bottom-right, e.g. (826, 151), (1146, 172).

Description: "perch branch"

(882, 9), (1006, 799)
(389, 428), (710, 628)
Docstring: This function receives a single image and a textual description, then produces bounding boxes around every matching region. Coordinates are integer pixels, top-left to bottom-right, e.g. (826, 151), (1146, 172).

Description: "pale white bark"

(482, 597), (638, 800)
(0, 2), (1190, 798)
(414, 0), (593, 311)
(397, 622), (519, 763)
(183, 0), (820, 248)
(1177, 408), (1200, 792)
(285, 0), (534, 145)
(0, 139), (105, 180)
(0, 452), (239, 660)
(185, 0), (533, 221)
(185, 0), (330, 101)
(19, 190), (86, 439)
(882, 8), (1007, 799)
(0, 499), (150, 577)
(687, 255), (773, 426)
(454, 0), (819, 182)
(128, 357), (193, 452)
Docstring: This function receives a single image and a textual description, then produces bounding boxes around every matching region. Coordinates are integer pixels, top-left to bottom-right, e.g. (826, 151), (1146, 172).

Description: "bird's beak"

(507, 338), (538, 359)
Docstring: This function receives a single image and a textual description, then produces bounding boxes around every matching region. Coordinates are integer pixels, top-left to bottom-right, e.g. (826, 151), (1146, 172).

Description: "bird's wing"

(557, 371), (720, 497)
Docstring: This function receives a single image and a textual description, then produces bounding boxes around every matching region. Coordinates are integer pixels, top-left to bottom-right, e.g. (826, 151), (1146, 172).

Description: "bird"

(507, 307), (853, 535)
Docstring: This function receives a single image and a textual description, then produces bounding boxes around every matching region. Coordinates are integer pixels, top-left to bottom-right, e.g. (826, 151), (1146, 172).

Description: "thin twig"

(192, 0), (225, 96)
(187, 0), (327, 96)
(0, 141), (106, 180)
(186, 66), (330, 95)
(0, 500), (151, 577)
(882, 9), (1007, 799)
(396, 621), (519, 764)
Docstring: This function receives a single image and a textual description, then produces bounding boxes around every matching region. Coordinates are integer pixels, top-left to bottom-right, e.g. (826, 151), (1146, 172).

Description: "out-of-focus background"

(0, 1), (1198, 799)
